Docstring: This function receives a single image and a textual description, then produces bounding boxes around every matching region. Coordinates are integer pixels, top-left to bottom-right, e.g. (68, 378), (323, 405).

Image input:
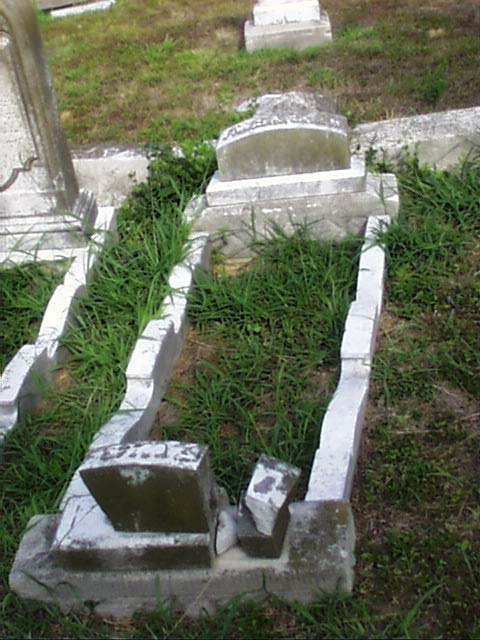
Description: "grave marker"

(0, 0), (96, 263)
(245, 0), (332, 52)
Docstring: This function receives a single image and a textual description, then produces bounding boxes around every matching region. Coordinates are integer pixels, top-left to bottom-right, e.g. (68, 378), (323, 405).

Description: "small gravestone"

(245, 0), (332, 52)
(80, 441), (216, 533)
(0, 0), (96, 262)
(215, 93), (349, 181)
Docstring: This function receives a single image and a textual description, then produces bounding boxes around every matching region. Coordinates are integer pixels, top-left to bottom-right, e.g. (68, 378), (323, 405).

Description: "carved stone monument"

(0, 0), (97, 264)
(245, 0), (332, 52)
(189, 92), (399, 256)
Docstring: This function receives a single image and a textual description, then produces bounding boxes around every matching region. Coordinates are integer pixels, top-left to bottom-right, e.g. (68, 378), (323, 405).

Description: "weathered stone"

(237, 494), (289, 558)
(215, 507), (238, 555)
(79, 441), (216, 533)
(245, 12), (332, 52)
(253, 0), (321, 26)
(191, 173), (400, 258)
(0, 0), (96, 262)
(52, 495), (213, 571)
(288, 500), (355, 582)
(216, 92), (349, 181)
(10, 500), (355, 618)
(245, 455), (301, 536)
(37, 0), (72, 8)
(206, 156), (366, 206)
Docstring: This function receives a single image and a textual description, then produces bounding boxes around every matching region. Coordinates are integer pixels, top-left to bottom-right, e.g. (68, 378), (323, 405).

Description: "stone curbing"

(306, 215), (389, 502)
(46, 0), (116, 19)
(10, 213), (388, 616)
(0, 206), (116, 448)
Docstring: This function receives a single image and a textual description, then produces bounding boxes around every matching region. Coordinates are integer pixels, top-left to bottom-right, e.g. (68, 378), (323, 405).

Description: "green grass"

(38, 0), (480, 144)
(153, 230), (360, 498)
(0, 262), (66, 373)
(1, 156), (479, 638)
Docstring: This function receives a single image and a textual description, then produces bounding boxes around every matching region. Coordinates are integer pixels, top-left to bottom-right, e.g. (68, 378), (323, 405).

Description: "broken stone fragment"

(237, 493), (289, 558)
(214, 506), (238, 556)
(245, 454), (301, 536)
(79, 441), (216, 533)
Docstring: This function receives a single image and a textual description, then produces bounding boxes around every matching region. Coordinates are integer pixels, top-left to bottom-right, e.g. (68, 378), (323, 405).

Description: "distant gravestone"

(215, 92), (350, 181)
(0, 0), (96, 262)
(245, 0), (332, 52)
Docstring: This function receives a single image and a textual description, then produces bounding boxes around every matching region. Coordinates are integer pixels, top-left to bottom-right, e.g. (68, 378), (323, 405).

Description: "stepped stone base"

(245, 14), (332, 52)
(10, 500), (354, 619)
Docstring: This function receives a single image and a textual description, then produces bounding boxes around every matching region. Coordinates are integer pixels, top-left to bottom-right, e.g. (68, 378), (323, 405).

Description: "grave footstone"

(0, 0), (97, 263)
(245, 0), (332, 52)
(80, 441), (216, 533)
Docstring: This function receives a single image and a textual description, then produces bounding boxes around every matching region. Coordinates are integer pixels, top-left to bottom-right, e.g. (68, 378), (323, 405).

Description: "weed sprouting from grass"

(153, 230), (361, 498)
(0, 262), (66, 372)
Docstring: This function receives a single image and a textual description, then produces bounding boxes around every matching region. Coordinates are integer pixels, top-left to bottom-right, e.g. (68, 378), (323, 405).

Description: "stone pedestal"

(245, 0), (332, 52)
(0, 0), (97, 265)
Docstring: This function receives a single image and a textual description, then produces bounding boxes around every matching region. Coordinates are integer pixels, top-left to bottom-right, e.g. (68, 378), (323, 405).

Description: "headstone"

(0, 0), (97, 262)
(244, 454), (301, 536)
(216, 92), (350, 181)
(245, 0), (332, 52)
(253, 0), (321, 26)
(79, 441), (216, 533)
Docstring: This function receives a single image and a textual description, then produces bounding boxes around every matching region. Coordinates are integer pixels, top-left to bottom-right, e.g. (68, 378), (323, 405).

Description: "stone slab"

(351, 106), (480, 170)
(245, 455), (301, 536)
(191, 173), (399, 257)
(52, 494), (213, 570)
(72, 144), (149, 208)
(216, 92), (349, 180)
(10, 500), (354, 618)
(79, 441), (215, 533)
(245, 14), (332, 52)
(253, 0), (321, 26)
(206, 156), (366, 206)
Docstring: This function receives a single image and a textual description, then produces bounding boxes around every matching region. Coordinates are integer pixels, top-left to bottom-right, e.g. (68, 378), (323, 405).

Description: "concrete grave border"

(42, 0), (116, 19)
(0, 206), (116, 447)
(10, 211), (390, 617)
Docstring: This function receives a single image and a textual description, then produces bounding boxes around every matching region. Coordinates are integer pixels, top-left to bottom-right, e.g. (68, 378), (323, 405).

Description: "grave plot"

(10, 92), (398, 617)
(151, 231), (362, 500)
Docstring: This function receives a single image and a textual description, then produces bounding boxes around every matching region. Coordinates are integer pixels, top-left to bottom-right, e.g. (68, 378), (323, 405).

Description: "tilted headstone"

(215, 92), (350, 181)
(236, 455), (301, 558)
(80, 441), (216, 533)
(0, 0), (96, 261)
(244, 454), (301, 536)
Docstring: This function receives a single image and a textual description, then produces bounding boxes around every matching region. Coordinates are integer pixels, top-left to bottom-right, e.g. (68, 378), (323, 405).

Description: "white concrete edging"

(306, 215), (390, 502)
(50, 0), (116, 19)
(0, 207), (116, 447)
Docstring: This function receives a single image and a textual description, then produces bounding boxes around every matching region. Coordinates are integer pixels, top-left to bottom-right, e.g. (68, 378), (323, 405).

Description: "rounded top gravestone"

(216, 92), (351, 181)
